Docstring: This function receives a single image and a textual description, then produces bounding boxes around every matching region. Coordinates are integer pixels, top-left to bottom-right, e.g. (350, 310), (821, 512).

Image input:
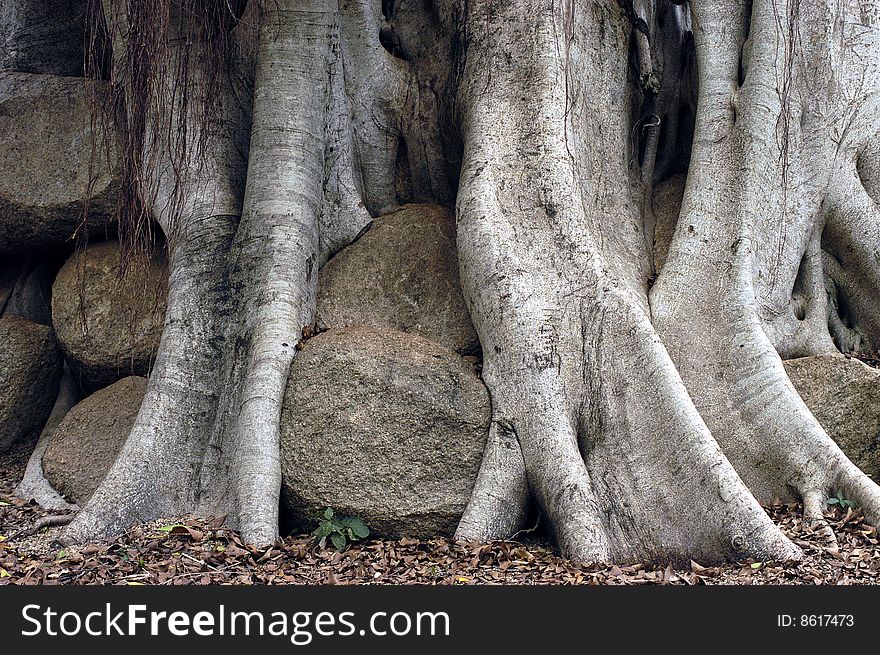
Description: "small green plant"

(312, 508), (369, 551)
(827, 492), (856, 509)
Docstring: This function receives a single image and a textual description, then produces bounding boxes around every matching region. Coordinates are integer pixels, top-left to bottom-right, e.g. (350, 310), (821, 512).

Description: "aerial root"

(802, 490), (839, 550)
(455, 419), (530, 543)
(10, 514), (75, 541)
(835, 459), (880, 530)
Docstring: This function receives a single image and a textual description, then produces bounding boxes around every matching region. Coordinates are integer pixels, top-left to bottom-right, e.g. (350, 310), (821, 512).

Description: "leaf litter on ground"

(2, 436), (879, 585)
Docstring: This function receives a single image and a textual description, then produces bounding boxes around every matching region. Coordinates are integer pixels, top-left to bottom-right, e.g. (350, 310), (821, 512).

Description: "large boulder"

(785, 354), (880, 479)
(52, 240), (168, 389)
(0, 317), (62, 452)
(316, 204), (480, 354)
(43, 376), (147, 505)
(0, 0), (86, 76)
(280, 326), (490, 538)
(0, 72), (118, 253)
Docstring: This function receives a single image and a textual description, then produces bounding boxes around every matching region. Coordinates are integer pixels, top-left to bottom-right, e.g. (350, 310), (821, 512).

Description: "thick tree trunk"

(62, 0), (360, 546)
(193, 0), (333, 544)
(454, 0), (880, 562)
(452, 0), (798, 563)
(41, 0), (880, 562)
(62, 1), (251, 542)
(650, 0), (880, 546)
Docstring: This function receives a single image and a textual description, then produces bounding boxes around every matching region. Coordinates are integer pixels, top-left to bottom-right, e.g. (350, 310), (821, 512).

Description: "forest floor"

(1, 437), (879, 585)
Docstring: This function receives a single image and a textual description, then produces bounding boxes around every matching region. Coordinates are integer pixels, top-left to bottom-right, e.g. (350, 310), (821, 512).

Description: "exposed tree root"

(61, 1), (249, 544)
(10, 514), (75, 542)
(0, 256), (57, 326)
(193, 0), (334, 544)
(15, 364), (80, 511)
(42, 0), (880, 565)
(455, 0), (880, 563)
(61, 0), (436, 547)
(822, 166), (880, 353)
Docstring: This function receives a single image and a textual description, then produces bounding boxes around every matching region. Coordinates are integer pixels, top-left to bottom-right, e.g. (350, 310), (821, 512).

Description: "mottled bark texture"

(457, 0), (880, 563)
(32, 0), (880, 562)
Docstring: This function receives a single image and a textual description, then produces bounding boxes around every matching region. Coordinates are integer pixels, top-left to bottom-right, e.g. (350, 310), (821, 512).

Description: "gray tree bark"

(37, 0), (880, 563)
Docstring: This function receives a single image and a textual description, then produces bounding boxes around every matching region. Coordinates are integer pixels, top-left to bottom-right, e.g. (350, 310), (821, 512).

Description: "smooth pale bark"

(36, 0), (880, 561)
(62, 0), (347, 546)
(15, 364), (80, 510)
(452, 0), (797, 563)
(62, 2), (248, 542)
(195, 0), (334, 544)
(651, 0), (880, 541)
(456, 0), (880, 562)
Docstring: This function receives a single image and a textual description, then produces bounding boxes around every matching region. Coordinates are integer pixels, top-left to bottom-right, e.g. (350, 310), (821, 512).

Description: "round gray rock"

(0, 72), (118, 253)
(280, 326), (490, 538)
(52, 240), (168, 390)
(785, 354), (880, 479)
(316, 204), (480, 355)
(43, 376), (147, 505)
(0, 317), (62, 452)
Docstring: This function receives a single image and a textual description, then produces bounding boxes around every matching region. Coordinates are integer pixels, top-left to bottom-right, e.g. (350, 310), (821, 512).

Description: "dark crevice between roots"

(379, 0), (412, 61)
